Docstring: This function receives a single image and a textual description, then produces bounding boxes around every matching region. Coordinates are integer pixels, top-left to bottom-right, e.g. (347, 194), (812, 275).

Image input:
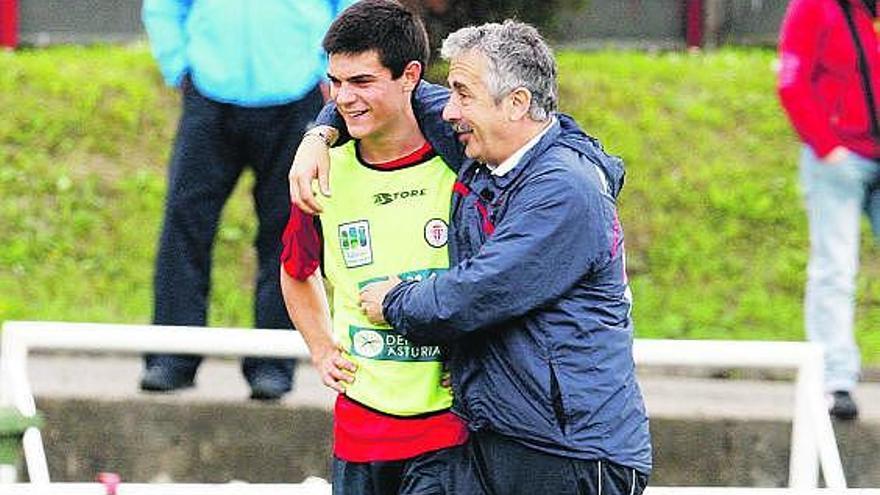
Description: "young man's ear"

(401, 61), (423, 92)
(505, 87), (533, 121)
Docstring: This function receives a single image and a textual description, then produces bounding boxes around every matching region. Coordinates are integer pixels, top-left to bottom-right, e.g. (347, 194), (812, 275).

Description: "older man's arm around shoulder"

(384, 143), (621, 344)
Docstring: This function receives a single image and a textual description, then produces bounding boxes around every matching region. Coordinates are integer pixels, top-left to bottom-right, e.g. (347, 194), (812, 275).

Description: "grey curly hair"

(440, 20), (558, 121)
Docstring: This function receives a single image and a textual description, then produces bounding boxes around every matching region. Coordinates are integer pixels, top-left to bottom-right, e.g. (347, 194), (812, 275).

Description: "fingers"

(441, 361), (452, 388)
(321, 375), (346, 394)
(317, 155), (331, 197)
(359, 300), (385, 324)
(358, 286), (371, 300)
(334, 354), (357, 374)
(441, 374), (452, 388)
(288, 166), (304, 212)
(319, 352), (357, 394)
(357, 288), (373, 308)
(296, 173), (322, 215)
(358, 282), (394, 324)
(357, 283), (382, 303)
(289, 164), (318, 215)
(289, 137), (330, 215)
(357, 297), (371, 312)
(321, 368), (350, 394)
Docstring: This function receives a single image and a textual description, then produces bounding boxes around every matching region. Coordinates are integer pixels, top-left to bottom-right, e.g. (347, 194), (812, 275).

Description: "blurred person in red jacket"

(777, 0), (880, 420)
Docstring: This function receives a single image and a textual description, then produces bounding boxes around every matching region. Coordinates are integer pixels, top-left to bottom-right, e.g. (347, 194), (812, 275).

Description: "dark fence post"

(0, 0), (17, 49)
(685, 0), (704, 48)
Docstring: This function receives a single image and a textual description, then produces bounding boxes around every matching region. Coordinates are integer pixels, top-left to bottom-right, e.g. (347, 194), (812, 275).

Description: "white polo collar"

(488, 116), (556, 177)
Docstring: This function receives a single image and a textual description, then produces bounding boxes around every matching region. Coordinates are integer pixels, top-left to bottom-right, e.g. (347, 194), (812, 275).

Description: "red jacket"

(778, 0), (880, 159)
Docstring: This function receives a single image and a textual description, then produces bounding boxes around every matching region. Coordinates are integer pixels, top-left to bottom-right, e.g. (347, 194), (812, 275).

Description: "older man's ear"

(505, 87), (533, 121)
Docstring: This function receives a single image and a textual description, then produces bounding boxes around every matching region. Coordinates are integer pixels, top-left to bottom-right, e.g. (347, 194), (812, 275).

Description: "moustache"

(451, 121), (473, 134)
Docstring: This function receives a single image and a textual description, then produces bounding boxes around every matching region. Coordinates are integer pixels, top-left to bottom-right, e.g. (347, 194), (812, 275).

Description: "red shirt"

(280, 142), (468, 462)
(333, 395), (468, 462)
(778, 0), (880, 158)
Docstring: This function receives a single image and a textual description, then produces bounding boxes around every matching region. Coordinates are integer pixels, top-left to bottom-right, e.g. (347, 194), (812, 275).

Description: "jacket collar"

(482, 117), (563, 191)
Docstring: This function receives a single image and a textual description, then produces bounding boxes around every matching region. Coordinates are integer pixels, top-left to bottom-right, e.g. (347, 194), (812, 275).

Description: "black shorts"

(331, 444), (468, 495)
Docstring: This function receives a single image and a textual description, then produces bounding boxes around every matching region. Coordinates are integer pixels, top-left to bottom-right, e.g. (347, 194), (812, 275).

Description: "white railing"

(632, 339), (846, 489)
(0, 321), (312, 484)
(0, 321), (850, 491)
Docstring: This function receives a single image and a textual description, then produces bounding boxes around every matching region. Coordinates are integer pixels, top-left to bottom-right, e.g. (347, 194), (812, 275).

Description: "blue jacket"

(142, 0), (354, 106)
(388, 84), (651, 474)
(317, 82), (652, 473)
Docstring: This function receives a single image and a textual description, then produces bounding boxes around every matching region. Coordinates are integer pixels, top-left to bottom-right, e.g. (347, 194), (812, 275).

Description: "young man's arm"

(280, 269), (354, 393)
(279, 208), (355, 392)
(288, 80), (462, 215)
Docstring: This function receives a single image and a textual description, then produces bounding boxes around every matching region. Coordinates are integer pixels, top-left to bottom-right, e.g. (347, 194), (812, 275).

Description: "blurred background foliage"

(0, 44), (878, 365)
(402, 0), (588, 49)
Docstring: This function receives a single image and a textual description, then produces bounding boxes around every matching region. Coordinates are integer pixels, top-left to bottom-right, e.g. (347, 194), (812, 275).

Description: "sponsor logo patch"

(374, 188), (427, 206)
(349, 326), (443, 362)
(424, 218), (448, 248)
(338, 220), (372, 268)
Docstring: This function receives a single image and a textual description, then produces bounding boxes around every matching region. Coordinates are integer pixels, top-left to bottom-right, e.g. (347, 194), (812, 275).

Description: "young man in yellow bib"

(279, 1), (468, 493)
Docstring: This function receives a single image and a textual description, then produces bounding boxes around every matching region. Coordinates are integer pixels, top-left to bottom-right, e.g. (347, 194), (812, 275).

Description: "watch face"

(353, 329), (384, 358)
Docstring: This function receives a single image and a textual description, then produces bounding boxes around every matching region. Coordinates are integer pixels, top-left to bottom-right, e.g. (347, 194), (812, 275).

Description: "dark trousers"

(461, 430), (649, 495)
(331, 446), (466, 495)
(146, 80), (323, 388)
(331, 432), (648, 495)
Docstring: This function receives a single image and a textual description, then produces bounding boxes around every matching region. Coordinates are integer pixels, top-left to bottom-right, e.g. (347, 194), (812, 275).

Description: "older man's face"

(442, 51), (509, 165)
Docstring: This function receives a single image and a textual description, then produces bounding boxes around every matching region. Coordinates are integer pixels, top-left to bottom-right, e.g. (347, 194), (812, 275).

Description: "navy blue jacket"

(318, 81), (652, 474)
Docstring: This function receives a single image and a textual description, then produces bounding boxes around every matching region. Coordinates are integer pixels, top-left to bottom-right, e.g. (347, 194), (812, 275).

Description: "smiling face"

(442, 51), (511, 166)
(328, 50), (418, 143)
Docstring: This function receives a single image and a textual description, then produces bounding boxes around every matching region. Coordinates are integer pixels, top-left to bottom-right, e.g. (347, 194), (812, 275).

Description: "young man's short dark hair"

(323, 0), (430, 79)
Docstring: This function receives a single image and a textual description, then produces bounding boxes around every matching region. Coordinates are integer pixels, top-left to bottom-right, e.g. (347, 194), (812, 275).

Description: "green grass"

(0, 44), (256, 326)
(1, 45), (878, 365)
(554, 49), (880, 364)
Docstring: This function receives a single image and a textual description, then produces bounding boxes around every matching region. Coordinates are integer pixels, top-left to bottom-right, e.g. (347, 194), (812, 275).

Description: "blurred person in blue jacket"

(140, 0), (354, 400)
(293, 19), (652, 494)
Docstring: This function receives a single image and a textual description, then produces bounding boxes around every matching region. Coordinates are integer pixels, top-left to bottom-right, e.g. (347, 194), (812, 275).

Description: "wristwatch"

(303, 126), (337, 147)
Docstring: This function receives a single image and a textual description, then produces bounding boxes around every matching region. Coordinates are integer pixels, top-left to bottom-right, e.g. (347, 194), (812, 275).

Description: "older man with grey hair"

(291, 19), (651, 495)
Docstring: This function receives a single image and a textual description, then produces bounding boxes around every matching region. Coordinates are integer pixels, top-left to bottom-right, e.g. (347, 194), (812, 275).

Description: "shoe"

(249, 375), (290, 402)
(828, 390), (858, 420)
(140, 366), (195, 392)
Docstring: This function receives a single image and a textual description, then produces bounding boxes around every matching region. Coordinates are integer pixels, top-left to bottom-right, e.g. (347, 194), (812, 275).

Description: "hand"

(822, 146), (850, 165)
(441, 368), (452, 389)
(358, 276), (402, 324)
(313, 345), (357, 394)
(289, 128), (335, 215)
